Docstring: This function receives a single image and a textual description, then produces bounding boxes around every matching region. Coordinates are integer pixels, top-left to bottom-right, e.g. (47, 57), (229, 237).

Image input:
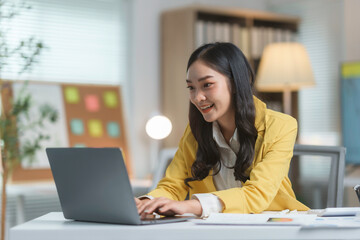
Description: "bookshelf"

(161, 5), (300, 148)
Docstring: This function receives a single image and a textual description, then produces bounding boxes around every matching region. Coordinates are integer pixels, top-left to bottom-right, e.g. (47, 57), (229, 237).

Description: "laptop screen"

(47, 148), (141, 225)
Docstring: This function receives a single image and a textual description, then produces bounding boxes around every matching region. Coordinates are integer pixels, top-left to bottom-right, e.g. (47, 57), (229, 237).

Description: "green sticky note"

(65, 87), (80, 104)
(342, 62), (360, 78)
(88, 119), (103, 137)
(70, 119), (84, 135)
(107, 122), (120, 138)
(103, 91), (118, 108)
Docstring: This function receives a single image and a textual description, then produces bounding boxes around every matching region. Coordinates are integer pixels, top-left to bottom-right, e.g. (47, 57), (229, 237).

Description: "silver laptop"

(46, 147), (194, 225)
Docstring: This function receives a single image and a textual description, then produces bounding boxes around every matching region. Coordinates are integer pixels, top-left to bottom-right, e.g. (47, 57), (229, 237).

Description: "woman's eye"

(204, 83), (212, 88)
(187, 86), (194, 90)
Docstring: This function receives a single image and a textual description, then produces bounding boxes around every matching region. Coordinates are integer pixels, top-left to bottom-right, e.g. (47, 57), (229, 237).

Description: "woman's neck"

(217, 120), (236, 144)
(216, 106), (236, 144)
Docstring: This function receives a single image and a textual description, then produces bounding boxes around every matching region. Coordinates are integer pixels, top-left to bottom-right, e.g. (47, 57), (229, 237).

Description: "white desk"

(10, 212), (360, 240)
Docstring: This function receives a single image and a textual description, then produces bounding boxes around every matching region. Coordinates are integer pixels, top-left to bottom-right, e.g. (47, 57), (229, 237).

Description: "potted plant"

(0, 1), (58, 240)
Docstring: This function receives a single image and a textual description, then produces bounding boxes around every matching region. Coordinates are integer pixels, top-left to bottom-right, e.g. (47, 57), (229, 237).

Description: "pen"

(281, 209), (290, 214)
(354, 185), (360, 202)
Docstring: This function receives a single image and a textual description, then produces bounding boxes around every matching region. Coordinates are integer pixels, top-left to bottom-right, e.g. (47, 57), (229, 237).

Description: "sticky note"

(70, 119), (84, 135)
(88, 119), (103, 137)
(65, 87), (79, 104)
(103, 91), (118, 108)
(107, 122), (120, 138)
(74, 143), (86, 148)
(267, 218), (293, 222)
(85, 94), (100, 112)
(342, 62), (360, 78)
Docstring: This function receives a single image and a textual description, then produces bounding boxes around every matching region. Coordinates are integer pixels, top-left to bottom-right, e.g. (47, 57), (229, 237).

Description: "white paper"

(303, 216), (360, 228)
(192, 213), (317, 226)
(318, 207), (360, 217)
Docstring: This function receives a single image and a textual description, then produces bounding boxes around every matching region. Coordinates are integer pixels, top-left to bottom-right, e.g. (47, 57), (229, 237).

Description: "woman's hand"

(134, 197), (150, 212)
(135, 197), (202, 219)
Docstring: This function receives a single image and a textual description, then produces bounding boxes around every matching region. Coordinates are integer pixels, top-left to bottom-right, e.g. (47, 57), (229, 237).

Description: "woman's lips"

(199, 104), (214, 113)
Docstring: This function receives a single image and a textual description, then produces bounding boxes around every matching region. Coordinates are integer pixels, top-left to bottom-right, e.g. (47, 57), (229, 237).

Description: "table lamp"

(145, 115), (172, 174)
(255, 42), (315, 115)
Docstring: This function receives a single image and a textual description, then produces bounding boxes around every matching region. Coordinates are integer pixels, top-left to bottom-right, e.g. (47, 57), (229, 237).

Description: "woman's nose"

(193, 89), (206, 103)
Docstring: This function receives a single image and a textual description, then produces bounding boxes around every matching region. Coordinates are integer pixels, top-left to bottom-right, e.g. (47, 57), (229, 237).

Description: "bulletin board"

(5, 82), (132, 182)
(61, 84), (132, 176)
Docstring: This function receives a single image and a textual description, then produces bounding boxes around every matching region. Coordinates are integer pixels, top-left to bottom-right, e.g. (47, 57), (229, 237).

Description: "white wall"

(128, 0), (268, 178)
(344, 0), (360, 61)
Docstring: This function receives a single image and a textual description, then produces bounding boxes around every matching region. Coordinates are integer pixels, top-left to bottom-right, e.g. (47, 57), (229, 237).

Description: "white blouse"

(192, 121), (242, 218)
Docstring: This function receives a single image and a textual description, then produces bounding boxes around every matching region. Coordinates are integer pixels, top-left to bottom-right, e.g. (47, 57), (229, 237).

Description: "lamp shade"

(255, 42), (315, 92)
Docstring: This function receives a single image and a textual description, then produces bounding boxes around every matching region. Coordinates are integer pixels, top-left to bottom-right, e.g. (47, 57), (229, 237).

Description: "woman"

(136, 42), (309, 218)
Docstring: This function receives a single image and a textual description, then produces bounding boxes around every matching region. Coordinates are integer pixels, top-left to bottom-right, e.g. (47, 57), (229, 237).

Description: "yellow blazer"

(148, 97), (309, 213)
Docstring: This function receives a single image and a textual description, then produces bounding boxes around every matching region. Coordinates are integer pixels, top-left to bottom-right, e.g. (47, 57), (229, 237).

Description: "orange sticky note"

(103, 91), (118, 108)
(65, 87), (79, 104)
(88, 119), (103, 137)
(85, 94), (100, 112)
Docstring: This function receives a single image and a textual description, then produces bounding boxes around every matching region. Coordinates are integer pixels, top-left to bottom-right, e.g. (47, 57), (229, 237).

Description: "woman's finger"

(157, 202), (181, 216)
(136, 198), (152, 214)
(157, 207), (176, 216)
(137, 201), (150, 214)
(137, 198), (161, 214)
(144, 198), (168, 214)
(134, 197), (141, 206)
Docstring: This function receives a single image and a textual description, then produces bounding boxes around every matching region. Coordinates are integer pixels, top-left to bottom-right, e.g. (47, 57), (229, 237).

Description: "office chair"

(290, 144), (346, 208)
(151, 144), (346, 208)
(150, 147), (178, 190)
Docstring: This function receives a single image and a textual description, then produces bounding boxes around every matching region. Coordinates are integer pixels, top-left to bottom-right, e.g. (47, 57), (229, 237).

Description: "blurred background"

(0, 0), (359, 239)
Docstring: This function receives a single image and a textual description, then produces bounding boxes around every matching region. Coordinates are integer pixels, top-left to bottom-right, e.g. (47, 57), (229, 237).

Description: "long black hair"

(184, 42), (258, 186)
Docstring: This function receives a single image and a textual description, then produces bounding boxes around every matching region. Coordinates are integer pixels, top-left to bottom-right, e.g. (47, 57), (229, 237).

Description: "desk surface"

(10, 212), (360, 240)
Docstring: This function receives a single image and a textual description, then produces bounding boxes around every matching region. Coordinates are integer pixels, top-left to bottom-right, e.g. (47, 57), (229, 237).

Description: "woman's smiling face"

(186, 60), (235, 125)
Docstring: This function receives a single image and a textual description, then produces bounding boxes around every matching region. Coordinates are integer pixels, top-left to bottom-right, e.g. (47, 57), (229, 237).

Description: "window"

(2, 0), (129, 85)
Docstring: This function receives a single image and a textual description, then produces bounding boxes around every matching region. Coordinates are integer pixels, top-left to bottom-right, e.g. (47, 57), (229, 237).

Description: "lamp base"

(283, 89), (292, 115)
